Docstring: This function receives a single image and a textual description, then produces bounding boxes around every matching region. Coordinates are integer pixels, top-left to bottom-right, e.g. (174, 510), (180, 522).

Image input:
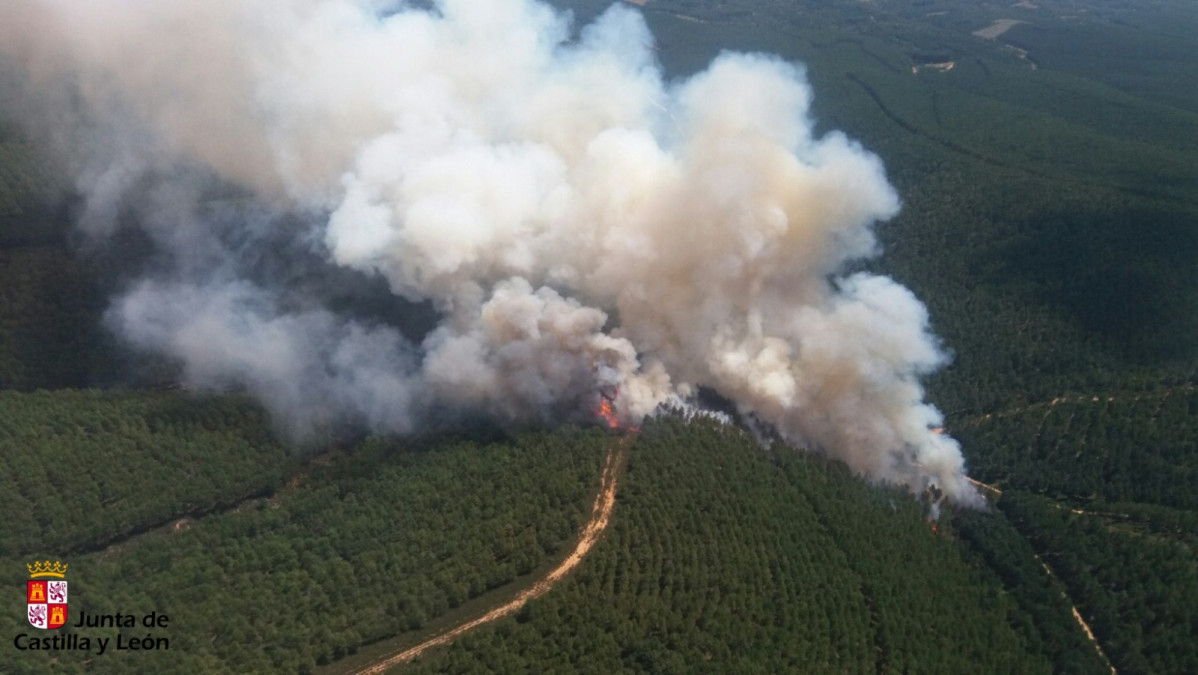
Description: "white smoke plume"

(0, 0), (980, 504)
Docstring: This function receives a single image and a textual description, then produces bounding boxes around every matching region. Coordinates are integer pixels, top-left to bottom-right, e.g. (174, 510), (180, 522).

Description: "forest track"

(354, 435), (632, 674)
(949, 384), (1195, 431)
(1031, 552), (1117, 675)
(92, 449), (333, 560)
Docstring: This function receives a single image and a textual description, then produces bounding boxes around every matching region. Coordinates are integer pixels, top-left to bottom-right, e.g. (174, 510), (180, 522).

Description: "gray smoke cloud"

(0, 0), (980, 504)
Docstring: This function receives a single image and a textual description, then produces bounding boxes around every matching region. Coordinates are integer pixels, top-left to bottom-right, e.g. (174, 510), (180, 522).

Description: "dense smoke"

(0, 0), (980, 504)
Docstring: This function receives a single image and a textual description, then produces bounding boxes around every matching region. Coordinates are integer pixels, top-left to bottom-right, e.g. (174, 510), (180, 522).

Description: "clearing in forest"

(973, 19), (1024, 40)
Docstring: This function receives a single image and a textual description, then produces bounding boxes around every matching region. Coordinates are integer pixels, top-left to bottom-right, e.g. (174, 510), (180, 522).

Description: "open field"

(974, 19), (1025, 40)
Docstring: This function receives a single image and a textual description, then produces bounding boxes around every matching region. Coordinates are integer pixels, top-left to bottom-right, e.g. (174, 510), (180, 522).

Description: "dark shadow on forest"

(987, 204), (1198, 365)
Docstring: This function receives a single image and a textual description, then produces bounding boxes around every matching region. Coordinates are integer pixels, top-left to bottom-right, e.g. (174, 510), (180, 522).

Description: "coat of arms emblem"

(27, 560), (68, 630)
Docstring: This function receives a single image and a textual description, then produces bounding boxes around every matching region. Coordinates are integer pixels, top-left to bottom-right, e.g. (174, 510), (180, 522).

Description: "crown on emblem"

(27, 560), (68, 579)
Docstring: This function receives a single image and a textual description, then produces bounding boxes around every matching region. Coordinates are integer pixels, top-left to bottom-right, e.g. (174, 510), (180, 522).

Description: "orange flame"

(596, 388), (639, 432)
(598, 398), (620, 429)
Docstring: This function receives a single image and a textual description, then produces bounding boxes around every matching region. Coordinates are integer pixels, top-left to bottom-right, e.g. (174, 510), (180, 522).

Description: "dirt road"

(355, 437), (630, 674)
(1031, 552), (1118, 674)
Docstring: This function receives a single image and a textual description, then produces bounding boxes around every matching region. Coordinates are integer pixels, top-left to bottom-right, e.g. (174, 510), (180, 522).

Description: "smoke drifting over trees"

(0, 0), (979, 504)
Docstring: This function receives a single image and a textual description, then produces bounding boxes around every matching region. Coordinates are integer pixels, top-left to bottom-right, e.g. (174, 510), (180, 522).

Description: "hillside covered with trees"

(3, 421), (609, 674)
(403, 419), (1108, 674)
